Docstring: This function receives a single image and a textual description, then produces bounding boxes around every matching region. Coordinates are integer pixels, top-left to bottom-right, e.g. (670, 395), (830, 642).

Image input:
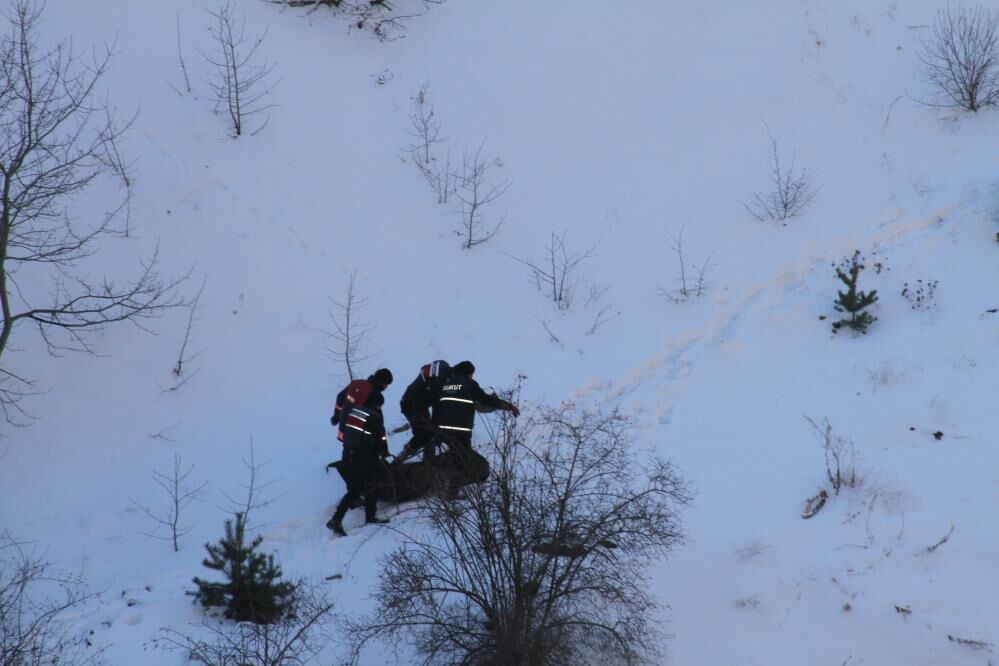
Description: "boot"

(365, 515), (390, 525)
(326, 517), (347, 536)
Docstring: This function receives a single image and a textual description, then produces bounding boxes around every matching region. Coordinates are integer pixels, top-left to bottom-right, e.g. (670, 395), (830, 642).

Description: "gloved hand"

(500, 400), (520, 417)
(330, 415), (337, 427)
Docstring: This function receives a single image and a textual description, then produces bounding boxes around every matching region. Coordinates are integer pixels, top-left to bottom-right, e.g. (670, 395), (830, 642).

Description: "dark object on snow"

(329, 446), (490, 505)
(932, 430), (944, 440)
(801, 489), (828, 519)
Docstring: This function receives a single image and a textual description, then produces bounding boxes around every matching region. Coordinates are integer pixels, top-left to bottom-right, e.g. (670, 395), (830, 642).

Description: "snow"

(2, 0), (998, 664)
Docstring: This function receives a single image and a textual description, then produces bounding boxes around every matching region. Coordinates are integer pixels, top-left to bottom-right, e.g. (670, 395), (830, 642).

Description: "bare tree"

(348, 401), (692, 666)
(130, 454), (209, 552)
(201, 1), (279, 137)
(0, 531), (105, 666)
(509, 231), (599, 310)
(454, 140), (509, 249)
(405, 82), (454, 204)
(0, 0), (186, 424)
(220, 438), (284, 530)
(739, 123), (819, 223)
(322, 270), (374, 381)
(918, 5), (999, 112)
(658, 225), (713, 303)
(155, 582), (336, 666)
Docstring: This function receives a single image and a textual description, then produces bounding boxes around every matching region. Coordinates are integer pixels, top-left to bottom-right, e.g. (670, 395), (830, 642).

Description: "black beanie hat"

(453, 360), (475, 376)
(370, 368), (393, 386)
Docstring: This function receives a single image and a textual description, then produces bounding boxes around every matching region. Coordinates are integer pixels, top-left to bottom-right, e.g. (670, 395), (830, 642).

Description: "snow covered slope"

(2, 0), (997, 664)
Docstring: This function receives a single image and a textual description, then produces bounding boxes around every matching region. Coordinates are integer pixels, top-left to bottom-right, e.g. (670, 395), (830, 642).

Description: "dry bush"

(918, 4), (999, 112)
(0, 532), (105, 666)
(348, 401), (692, 665)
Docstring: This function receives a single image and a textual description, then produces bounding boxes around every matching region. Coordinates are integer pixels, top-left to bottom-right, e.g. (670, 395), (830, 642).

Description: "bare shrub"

(453, 140), (510, 249)
(509, 231), (599, 311)
(156, 582), (335, 665)
(201, 1), (279, 137)
(348, 402), (692, 665)
(805, 416), (858, 495)
(740, 124), (819, 223)
(658, 225), (712, 303)
(0, 532), (105, 666)
(918, 5), (999, 112)
(0, 0), (186, 423)
(268, 0), (445, 41)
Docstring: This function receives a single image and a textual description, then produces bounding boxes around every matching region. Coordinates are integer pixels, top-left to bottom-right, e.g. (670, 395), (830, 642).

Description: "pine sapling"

(832, 251), (878, 334)
(190, 512), (296, 624)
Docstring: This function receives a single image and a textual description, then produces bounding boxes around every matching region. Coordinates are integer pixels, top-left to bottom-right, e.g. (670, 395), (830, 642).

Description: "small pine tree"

(832, 250), (878, 334)
(189, 512), (296, 624)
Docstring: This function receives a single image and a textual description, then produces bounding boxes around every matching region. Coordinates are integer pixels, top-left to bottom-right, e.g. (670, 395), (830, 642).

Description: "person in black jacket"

(395, 360), (451, 464)
(330, 368), (393, 438)
(433, 360), (519, 452)
(327, 391), (391, 536)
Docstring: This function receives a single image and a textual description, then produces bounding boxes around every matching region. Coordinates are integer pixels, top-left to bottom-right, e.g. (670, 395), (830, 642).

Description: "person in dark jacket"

(433, 360), (519, 452)
(395, 360), (451, 464)
(330, 368), (393, 439)
(327, 390), (391, 536)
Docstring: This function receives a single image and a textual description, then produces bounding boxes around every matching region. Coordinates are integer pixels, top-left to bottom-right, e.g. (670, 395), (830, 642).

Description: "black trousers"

(332, 458), (378, 522)
(402, 410), (438, 460)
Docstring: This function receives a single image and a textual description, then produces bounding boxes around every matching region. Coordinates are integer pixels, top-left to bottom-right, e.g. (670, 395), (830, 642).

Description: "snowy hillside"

(2, 0), (998, 664)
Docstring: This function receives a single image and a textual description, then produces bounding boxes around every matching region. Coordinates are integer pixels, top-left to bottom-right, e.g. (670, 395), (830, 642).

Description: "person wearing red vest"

(330, 368), (393, 442)
(327, 390), (391, 536)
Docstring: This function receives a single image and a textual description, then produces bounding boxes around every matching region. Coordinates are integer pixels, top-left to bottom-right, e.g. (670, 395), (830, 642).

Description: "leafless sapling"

(586, 305), (620, 335)
(918, 4), (999, 112)
(0, 0), (186, 424)
(0, 531), (105, 666)
(130, 454), (209, 552)
(201, 1), (279, 137)
(453, 140), (510, 249)
(171, 13), (193, 95)
(321, 269), (374, 381)
(219, 438), (284, 530)
(163, 276), (207, 393)
(510, 230), (599, 310)
(347, 401), (692, 666)
(658, 225), (713, 303)
(740, 123), (819, 223)
(806, 416), (858, 496)
(537, 317), (563, 347)
(405, 82), (454, 204)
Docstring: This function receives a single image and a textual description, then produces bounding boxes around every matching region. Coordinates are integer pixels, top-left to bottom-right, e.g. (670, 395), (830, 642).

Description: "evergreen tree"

(190, 512), (296, 624)
(832, 251), (878, 334)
